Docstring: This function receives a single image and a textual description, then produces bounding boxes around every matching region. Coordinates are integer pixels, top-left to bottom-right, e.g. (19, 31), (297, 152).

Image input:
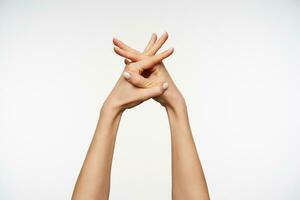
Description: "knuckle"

(132, 75), (141, 85)
(144, 80), (152, 88)
(141, 54), (148, 59)
(151, 56), (159, 63)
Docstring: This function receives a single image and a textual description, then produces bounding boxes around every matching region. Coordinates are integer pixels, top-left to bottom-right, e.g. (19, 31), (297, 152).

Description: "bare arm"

(166, 98), (210, 200)
(72, 107), (122, 200)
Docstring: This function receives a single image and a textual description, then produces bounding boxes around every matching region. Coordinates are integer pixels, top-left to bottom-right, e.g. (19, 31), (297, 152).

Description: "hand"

(113, 32), (185, 109)
(102, 41), (173, 114)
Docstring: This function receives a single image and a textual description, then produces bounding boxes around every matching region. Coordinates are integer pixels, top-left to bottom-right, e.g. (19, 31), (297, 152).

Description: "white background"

(1, 0), (300, 199)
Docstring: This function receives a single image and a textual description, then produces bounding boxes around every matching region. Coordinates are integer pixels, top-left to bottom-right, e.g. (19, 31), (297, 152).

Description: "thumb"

(137, 81), (169, 101)
(122, 71), (150, 88)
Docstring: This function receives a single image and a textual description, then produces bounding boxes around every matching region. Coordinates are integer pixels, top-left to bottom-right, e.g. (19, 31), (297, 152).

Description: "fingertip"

(157, 82), (168, 96)
(113, 46), (119, 52)
(112, 37), (118, 44)
(114, 46), (125, 57)
(122, 71), (131, 79)
(124, 59), (130, 64)
(152, 33), (157, 39)
(162, 81), (169, 90)
(163, 31), (169, 38)
(161, 48), (174, 59)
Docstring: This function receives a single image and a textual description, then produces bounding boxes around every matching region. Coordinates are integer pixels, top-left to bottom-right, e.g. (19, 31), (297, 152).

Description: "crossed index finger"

(130, 47), (174, 71)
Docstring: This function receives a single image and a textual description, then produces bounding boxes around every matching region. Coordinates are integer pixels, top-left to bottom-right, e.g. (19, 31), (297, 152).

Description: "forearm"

(166, 99), (209, 200)
(72, 106), (123, 200)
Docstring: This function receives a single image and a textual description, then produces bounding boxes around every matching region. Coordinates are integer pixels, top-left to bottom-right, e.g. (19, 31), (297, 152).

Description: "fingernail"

(162, 82), (169, 90)
(123, 71), (131, 79)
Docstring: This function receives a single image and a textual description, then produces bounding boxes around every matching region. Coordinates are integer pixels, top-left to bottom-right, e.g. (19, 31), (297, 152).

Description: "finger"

(143, 33), (157, 53)
(137, 81), (169, 101)
(113, 38), (140, 54)
(124, 59), (131, 65)
(147, 32), (169, 55)
(122, 71), (150, 88)
(132, 48), (174, 70)
(114, 46), (141, 61)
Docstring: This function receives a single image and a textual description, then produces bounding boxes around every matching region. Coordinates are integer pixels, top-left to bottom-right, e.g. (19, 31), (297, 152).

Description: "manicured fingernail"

(162, 82), (169, 90)
(123, 71), (131, 79)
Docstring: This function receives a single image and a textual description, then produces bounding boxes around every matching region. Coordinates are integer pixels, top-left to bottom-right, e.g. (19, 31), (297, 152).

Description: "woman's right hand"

(113, 32), (186, 110)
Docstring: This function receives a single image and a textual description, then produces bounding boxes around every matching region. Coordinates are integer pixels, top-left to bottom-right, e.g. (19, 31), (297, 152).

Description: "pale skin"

(72, 32), (210, 200)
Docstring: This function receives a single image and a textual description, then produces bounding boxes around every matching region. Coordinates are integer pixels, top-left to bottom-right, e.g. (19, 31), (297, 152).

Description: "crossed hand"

(103, 32), (184, 113)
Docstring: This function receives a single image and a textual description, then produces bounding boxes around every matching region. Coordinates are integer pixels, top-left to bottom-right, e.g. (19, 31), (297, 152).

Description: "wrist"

(165, 91), (186, 110)
(165, 96), (187, 118)
(100, 101), (124, 123)
(101, 97), (123, 115)
(95, 103), (123, 137)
